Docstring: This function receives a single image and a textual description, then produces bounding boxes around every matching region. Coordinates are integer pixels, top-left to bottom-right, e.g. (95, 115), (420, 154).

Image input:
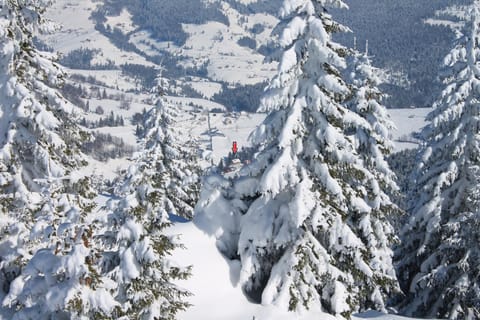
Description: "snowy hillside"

(167, 220), (432, 320)
(43, 0), (465, 110)
(80, 0), (470, 109)
(42, 0), (154, 67)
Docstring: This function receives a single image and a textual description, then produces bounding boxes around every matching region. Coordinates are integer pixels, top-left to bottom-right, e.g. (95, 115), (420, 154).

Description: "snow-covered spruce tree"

(3, 178), (119, 320)
(210, 0), (400, 317)
(345, 51), (401, 211)
(0, 1), (115, 318)
(140, 96), (201, 220)
(99, 97), (195, 319)
(396, 4), (480, 319)
(346, 51), (396, 177)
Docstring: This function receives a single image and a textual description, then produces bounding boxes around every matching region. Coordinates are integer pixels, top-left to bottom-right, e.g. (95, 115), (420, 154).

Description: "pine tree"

(98, 96), (197, 318)
(0, 1), (114, 318)
(396, 3), (480, 319)
(197, 0), (400, 317)
(3, 178), (119, 319)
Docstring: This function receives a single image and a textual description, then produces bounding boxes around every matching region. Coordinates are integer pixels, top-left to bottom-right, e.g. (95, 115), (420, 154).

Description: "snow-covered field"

(168, 220), (429, 320)
(43, 0), (154, 67)
(181, 20), (276, 85)
(128, 1), (279, 85)
(389, 108), (430, 151)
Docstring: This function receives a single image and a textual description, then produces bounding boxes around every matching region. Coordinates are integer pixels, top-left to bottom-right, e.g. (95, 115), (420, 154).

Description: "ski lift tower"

(207, 110), (213, 151)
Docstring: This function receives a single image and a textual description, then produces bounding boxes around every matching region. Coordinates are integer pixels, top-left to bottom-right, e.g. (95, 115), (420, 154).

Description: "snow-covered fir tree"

(346, 51), (396, 175)
(99, 96), (197, 319)
(0, 1), (117, 318)
(198, 0), (401, 317)
(345, 50), (401, 211)
(2, 178), (119, 319)
(140, 96), (201, 220)
(396, 3), (480, 319)
(100, 177), (192, 319)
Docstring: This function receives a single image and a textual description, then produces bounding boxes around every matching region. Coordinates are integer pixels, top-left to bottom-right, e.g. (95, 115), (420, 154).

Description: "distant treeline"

(332, 0), (470, 108)
(222, 0), (282, 15)
(82, 131), (136, 162)
(60, 48), (116, 70)
(80, 112), (125, 129)
(95, 0), (228, 46)
(212, 82), (267, 113)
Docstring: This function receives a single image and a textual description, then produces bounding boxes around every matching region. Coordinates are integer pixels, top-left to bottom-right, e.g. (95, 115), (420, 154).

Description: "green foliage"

(387, 148), (418, 209)
(60, 47), (115, 70)
(212, 81), (268, 112)
(120, 63), (159, 90)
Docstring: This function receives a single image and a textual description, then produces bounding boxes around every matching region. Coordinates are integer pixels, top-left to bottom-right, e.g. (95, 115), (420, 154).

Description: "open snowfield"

(389, 108), (430, 151)
(185, 79), (223, 99)
(181, 21), (276, 85)
(42, 0), (155, 67)
(171, 1), (278, 85)
(104, 8), (136, 34)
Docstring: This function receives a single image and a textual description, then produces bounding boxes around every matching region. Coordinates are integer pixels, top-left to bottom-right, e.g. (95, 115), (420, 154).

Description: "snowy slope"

(179, 2), (278, 85)
(168, 221), (433, 320)
(43, 0), (154, 67)
(126, 1), (278, 85)
(169, 221), (337, 320)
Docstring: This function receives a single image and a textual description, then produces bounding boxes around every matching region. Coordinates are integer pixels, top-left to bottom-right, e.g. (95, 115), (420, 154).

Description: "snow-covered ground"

(168, 221), (336, 320)
(181, 20), (276, 85)
(43, 0), (154, 67)
(168, 220), (430, 320)
(104, 8), (136, 34)
(129, 1), (278, 85)
(389, 108), (430, 151)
